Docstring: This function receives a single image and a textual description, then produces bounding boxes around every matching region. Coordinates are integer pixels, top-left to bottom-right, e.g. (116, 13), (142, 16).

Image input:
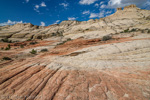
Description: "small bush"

(67, 38), (72, 41)
(41, 48), (48, 52)
(120, 31), (124, 33)
(102, 35), (112, 41)
(27, 39), (32, 41)
(30, 49), (37, 54)
(1, 38), (12, 43)
(30, 41), (38, 45)
(141, 30), (145, 33)
(2, 57), (12, 60)
(145, 28), (149, 30)
(20, 45), (24, 48)
(57, 38), (72, 45)
(5, 47), (10, 50)
(147, 30), (150, 33)
(1, 38), (8, 42)
(58, 33), (63, 36)
(124, 29), (129, 33)
(130, 28), (136, 32)
(5, 44), (11, 50)
(57, 42), (65, 45)
(51, 33), (57, 36)
(1, 47), (4, 50)
(8, 44), (11, 48)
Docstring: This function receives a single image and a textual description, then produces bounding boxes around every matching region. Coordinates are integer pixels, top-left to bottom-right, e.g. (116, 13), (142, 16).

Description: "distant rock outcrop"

(117, 7), (122, 11)
(0, 4), (150, 42)
(124, 4), (137, 9)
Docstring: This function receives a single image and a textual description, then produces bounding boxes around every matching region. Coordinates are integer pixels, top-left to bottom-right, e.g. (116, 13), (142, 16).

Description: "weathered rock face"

(0, 5), (150, 42)
(117, 7), (122, 11)
(0, 32), (150, 100)
(124, 4), (137, 9)
(59, 20), (81, 26)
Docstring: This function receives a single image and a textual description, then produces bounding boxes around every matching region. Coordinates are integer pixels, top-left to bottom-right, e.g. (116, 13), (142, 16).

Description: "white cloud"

(145, 1), (150, 9)
(59, 3), (69, 8)
(107, 0), (148, 8)
(0, 20), (23, 26)
(41, 2), (46, 7)
(82, 10), (90, 15)
(35, 5), (39, 9)
(89, 11), (105, 18)
(89, 13), (99, 18)
(34, 5), (40, 12)
(34, 9), (40, 13)
(106, 10), (112, 14)
(100, 4), (106, 8)
(79, 0), (97, 5)
(53, 20), (60, 24)
(95, 1), (105, 7)
(25, 0), (29, 3)
(34, 2), (47, 12)
(68, 17), (77, 20)
(95, 3), (99, 7)
(40, 22), (45, 26)
(100, 1), (104, 5)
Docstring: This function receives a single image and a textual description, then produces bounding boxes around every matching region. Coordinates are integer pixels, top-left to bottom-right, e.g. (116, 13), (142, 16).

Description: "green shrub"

(8, 44), (11, 48)
(148, 30), (150, 33)
(120, 31), (124, 33)
(5, 44), (11, 50)
(58, 33), (63, 36)
(1, 47), (4, 50)
(30, 49), (37, 54)
(57, 42), (65, 45)
(30, 41), (38, 45)
(141, 30), (145, 33)
(5, 47), (10, 50)
(57, 38), (72, 45)
(1, 38), (12, 43)
(20, 45), (24, 48)
(67, 38), (72, 41)
(2, 57), (12, 60)
(51, 33), (64, 37)
(102, 35), (112, 41)
(27, 39), (32, 41)
(51, 33), (57, 36)
(124, 29), (129, 33)
(130, 28), (136, 32)
(41, 48), (48, 52)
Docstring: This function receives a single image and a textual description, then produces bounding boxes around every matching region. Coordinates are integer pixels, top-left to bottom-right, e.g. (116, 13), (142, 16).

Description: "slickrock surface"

(0, 4), (150, 100)
(0, 32), (150, 100)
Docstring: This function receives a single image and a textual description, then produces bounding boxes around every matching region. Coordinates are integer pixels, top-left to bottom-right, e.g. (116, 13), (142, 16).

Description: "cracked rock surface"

(0, 33), (150, 100)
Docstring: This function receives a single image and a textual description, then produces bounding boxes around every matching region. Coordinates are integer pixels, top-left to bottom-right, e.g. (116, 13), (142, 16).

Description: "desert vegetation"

(30, 41), (38, 45)
(102, 35), (112, 41)
(2, 57), (12, 60)
(5, 44), (11, 50)
(20, 45), (24, 48)
(57, 38), (72, 45)
(41, 48), (48, 52)
(30, 49), (37, 54)
(1, 38), (12, 43)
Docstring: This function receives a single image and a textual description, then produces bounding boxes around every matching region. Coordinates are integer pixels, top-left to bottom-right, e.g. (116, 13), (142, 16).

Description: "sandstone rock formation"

(0, 32), (150, 100)
(117, 7), (122, 11)
(0, 5), (150, 100)
(0, 5), (150, 42)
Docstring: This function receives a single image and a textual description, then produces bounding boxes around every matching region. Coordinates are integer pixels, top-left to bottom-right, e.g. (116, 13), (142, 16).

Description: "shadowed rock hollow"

(0, 5), (150, 100)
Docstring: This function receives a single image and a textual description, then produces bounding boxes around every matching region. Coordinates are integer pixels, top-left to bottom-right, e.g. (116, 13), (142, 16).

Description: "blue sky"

(0, 0), (150, 26)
